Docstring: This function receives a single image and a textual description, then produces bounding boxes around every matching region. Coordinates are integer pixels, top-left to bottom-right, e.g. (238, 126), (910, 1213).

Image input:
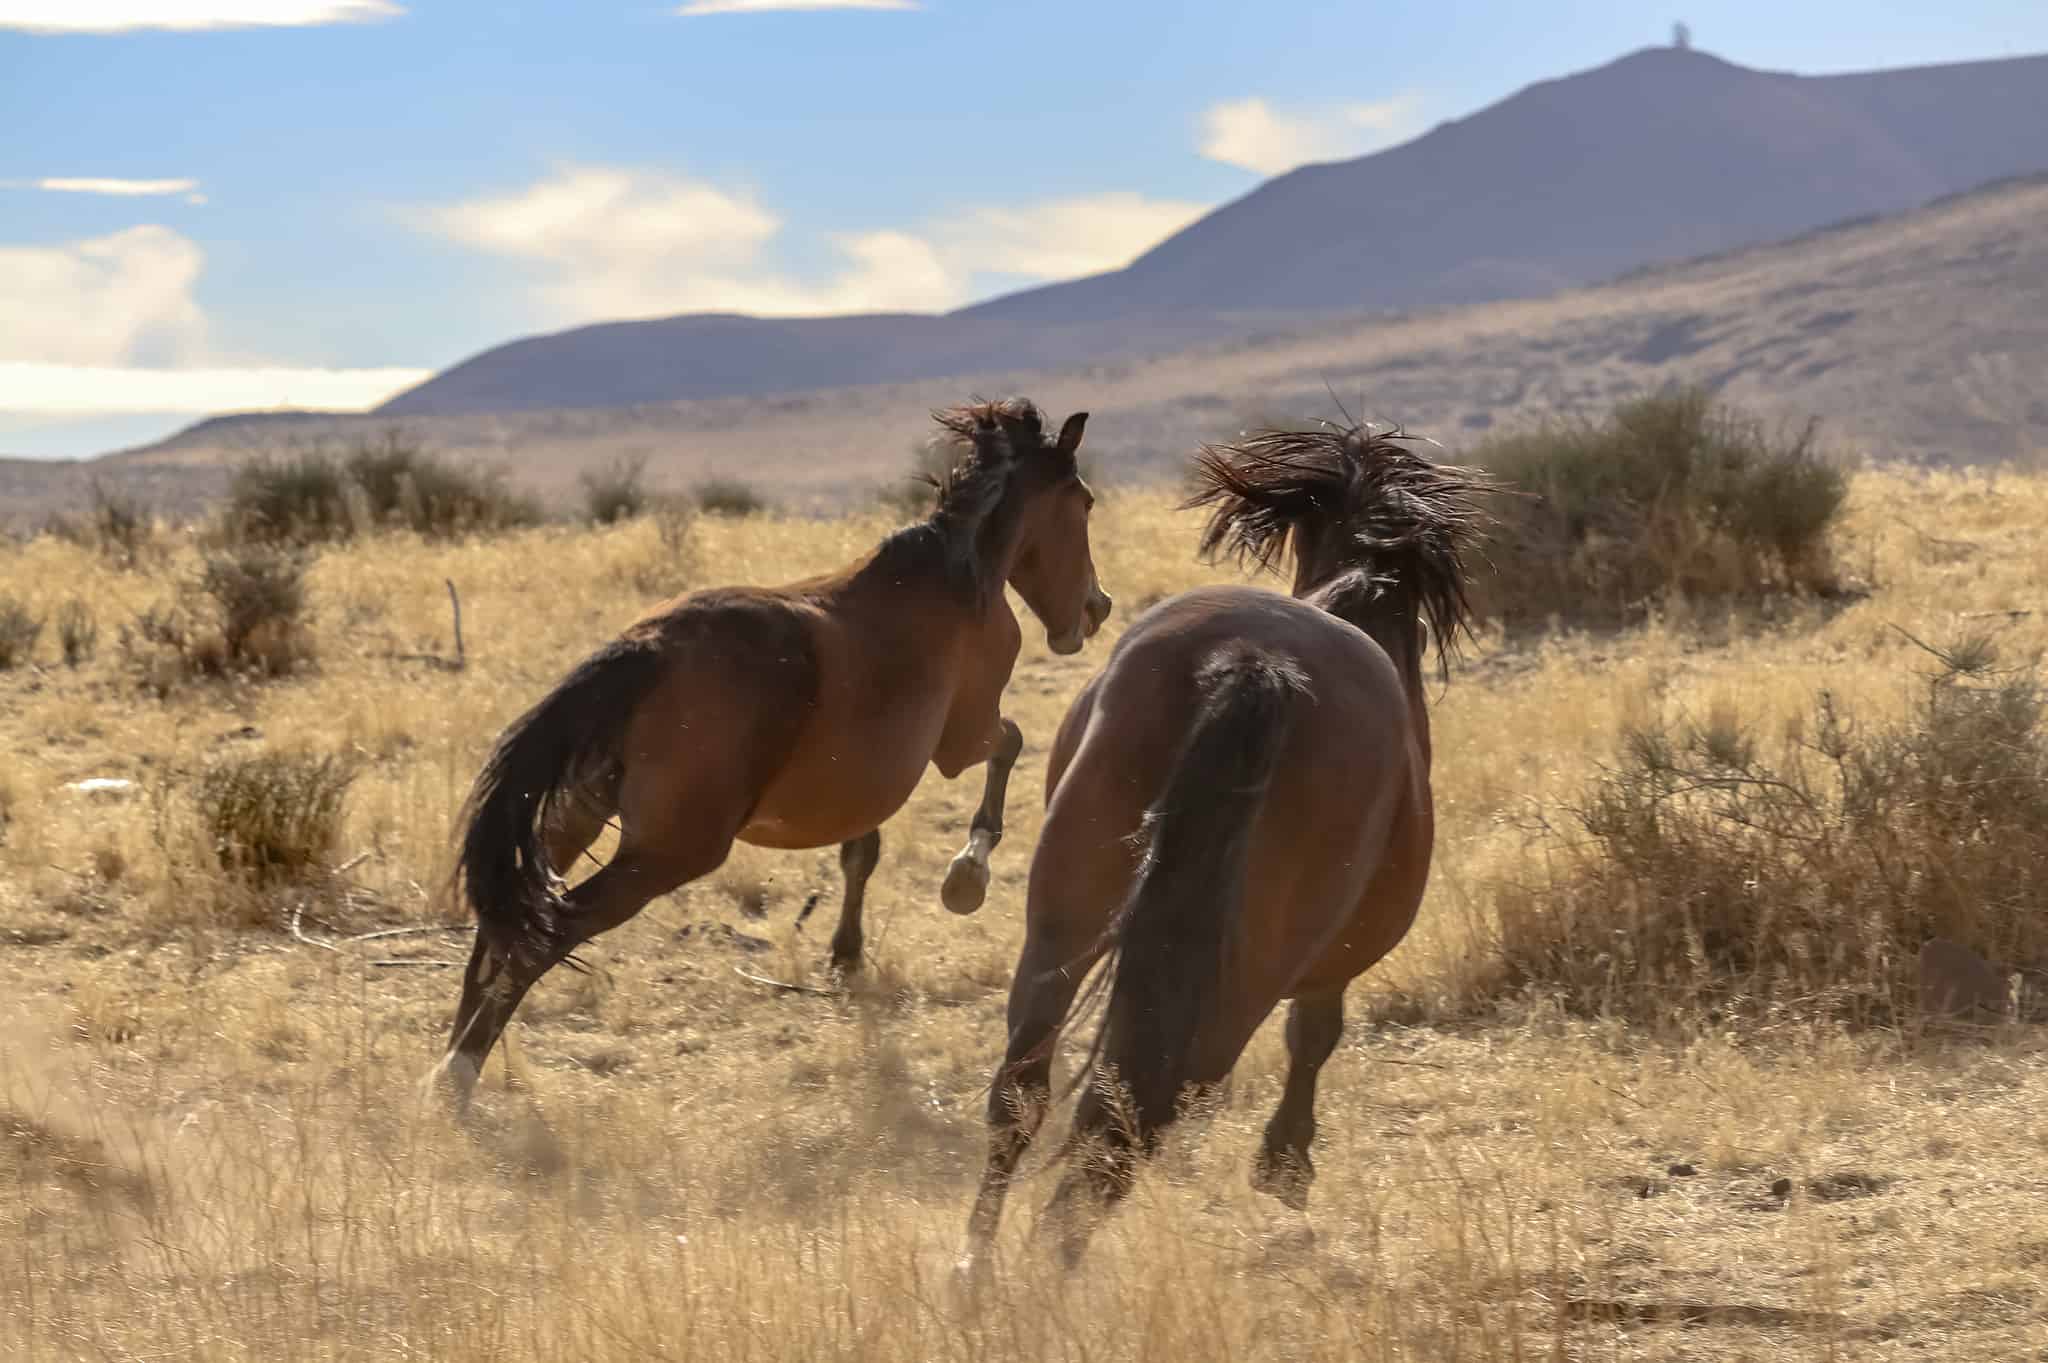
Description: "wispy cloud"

(0, 2), (402, 35)
(1198, 94), (1424, 175)
(413, 165), (1204, 322)
(8, 176), (203, 202)
(0, 224), (422, 420)
(0, 363), (431, 415)
(674, 0), (917, 16)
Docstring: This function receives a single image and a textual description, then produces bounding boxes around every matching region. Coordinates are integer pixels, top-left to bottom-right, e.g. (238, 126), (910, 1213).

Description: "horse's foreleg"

(1251, 989), (1346, 1210)
(942, 716), (1022, 916)
(959, 933), (1094, 1276)
(828, 828), (881, 973)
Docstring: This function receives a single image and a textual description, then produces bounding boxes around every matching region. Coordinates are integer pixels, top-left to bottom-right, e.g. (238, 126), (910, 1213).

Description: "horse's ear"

(1057, 412), (1089, 456)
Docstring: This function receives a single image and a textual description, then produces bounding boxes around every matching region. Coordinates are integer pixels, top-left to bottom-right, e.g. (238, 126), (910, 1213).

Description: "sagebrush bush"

(1485, 640), (2048, 1025)
(196, 750), (356, 886)
(1476, 389), (1848, 631)
(200, 547), (314, 675)
(38, 482), (154, 568)
(694, 478), (771, 517)
(0, 597), (43, 669)
(224, 433), (540, 545)
(119, 548), (314, 690)
(56, 599), (97, 668)
(581, 453), (651, 525)
(89, 482), (155, 569)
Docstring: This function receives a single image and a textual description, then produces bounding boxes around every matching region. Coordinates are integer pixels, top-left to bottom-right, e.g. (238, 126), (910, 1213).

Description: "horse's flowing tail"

(454, 634), (667, 964)
(1096, 642), (1308, 1136)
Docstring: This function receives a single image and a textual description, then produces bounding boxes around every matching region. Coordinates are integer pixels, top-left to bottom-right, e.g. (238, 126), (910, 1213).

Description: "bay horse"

(434, 398), (1111, 1113)
(958, 421), (1487, 1273)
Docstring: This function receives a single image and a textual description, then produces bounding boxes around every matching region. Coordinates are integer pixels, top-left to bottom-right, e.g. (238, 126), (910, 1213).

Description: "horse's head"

(932, 399), (1111, 654)
(1186, 421), (1489, 674)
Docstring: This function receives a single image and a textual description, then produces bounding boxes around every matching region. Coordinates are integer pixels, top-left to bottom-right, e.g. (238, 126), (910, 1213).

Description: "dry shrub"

(56, 599), (97, 668)
(0, 596), (43, 670)
(86, 482), (156, 569)
(580, 452), (651, 525)
(694, 477), (771, 517)
(1477, 389), (1848, 632)
(196, 750), (356, 886)
(119, 548), (314, 690)
(45, 482), (158, 569)
(1486, 640), (2048, 1025)
(200, 546), (313, 674)
(224, 432), (540, 545)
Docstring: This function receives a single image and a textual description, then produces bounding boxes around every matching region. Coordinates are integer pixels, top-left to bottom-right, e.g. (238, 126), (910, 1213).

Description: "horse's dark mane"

(1187, 423), (1490, 668)
(875, 397), (1076, 605)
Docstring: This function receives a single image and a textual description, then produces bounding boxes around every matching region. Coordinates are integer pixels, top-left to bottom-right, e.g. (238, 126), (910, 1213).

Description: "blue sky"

(4, 0), (2046, 458)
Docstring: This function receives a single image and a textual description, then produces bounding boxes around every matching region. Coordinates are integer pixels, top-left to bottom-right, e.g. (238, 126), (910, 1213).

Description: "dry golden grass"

(3, 466), (2047, 1359)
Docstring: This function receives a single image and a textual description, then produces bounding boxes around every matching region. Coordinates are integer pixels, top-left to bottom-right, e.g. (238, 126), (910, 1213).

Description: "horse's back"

(1041, 583), (1428, 1000)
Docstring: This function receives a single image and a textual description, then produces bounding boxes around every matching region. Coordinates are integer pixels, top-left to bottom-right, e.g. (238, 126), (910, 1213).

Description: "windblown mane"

(926, 397), (1072, 522)
(1187, 423), (1490, 665)
(876, 397), (1075, 604)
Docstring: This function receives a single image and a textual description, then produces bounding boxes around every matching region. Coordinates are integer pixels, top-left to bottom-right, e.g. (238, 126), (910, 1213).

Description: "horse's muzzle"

(1084, 586), (1113, 635)
(1049, 585), (1112, 655)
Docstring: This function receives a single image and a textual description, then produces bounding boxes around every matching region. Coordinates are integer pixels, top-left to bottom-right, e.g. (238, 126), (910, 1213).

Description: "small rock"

(1668, 1163), (1698, 1178)
(1770, 1177), (1794, 1200)
(63, 777), (135, 800)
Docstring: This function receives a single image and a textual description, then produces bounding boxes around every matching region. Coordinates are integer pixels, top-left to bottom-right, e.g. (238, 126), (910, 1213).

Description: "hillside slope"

(373, 45), (2048, 418)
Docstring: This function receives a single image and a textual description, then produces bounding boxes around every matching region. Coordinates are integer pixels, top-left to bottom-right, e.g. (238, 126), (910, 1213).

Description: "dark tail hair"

(1089, 642), (1308, 1137)
(453, 634), (667, 964)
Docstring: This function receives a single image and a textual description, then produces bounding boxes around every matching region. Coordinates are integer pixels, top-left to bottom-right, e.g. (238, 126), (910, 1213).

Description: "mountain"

(30, 170), (2035, 533)
(373, 44), (2048, 419)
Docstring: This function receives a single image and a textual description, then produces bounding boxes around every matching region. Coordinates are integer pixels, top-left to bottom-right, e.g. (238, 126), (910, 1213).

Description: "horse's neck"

(845, 518), (1018, 646)
(1306, 574), (1434, 766)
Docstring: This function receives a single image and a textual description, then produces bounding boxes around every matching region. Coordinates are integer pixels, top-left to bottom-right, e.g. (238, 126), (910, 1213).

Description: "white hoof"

(427, 1053), (480, 1114)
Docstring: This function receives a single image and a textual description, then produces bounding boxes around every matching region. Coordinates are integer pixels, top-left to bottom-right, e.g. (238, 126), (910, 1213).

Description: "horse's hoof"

(941, 853), (989, 916)
(426, 1053), (480, 1121)
(1251, 1152), (1313, 1212)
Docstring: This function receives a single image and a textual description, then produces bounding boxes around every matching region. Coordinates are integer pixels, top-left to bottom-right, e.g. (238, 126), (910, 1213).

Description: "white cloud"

(0, 226), (208, 367)
(1199, 94), (1424, 175)
(0, 225), (421, 421)
(25, 177), (201, 197)
(0, 363), (430, 414)
(0, 1), (400, 32)
(935, 192), (1207, 281)
(415, 166), (1207, 322)
(675, 0), (916, 15)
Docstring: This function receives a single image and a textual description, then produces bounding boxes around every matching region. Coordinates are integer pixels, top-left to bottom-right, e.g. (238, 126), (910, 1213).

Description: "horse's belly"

(737, 725), (938, 849)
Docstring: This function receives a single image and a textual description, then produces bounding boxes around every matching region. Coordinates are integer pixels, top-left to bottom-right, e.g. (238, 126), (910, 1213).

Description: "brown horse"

(958, 422), (1487, 1272)
(434, 398), (1111, 1113)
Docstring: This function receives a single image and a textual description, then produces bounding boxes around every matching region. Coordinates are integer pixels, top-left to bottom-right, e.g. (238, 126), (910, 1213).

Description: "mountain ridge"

(371, 44), (2048, 418)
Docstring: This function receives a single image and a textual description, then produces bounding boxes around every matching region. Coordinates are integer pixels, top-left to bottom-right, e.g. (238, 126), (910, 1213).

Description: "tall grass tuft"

(196, 749), (356, 887)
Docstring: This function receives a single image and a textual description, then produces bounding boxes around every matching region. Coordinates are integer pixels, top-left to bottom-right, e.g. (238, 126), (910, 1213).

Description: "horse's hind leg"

(959, 927), (1100, 1275)
(942, 717), (1022, 915)
(828, 828), (881, 973)
(542, 777), (616, 881)
(439, 828), (735, 1114)
(1251, 989), (1345, 1211)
